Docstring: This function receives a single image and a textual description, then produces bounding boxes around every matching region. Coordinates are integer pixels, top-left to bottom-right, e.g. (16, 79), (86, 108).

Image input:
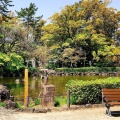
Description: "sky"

(9, 0), (120, 21)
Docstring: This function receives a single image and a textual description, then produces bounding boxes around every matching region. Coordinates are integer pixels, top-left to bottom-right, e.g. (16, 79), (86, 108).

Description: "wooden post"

(24, 69), (28, 107)
(67, 90), (70, 108)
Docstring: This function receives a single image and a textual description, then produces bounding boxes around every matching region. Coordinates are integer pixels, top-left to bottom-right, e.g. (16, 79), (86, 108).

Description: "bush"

(66, 77), (120, 105)
(56, 67), (120, 73)
(70, 96), (76, 105)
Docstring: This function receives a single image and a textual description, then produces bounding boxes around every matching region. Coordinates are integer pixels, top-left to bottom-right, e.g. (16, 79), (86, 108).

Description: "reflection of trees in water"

(10, 85), (24, 100)
(30, 76), (39, 90)
(30, 79), (36, 90)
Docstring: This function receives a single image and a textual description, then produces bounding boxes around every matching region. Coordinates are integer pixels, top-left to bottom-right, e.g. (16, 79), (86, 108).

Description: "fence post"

(24, 69), (28, 108)
(67, 90), (70, 108)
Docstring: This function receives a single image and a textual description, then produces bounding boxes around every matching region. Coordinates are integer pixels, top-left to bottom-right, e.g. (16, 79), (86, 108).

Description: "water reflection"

(30, 76), (39, 90)
(15, 79), (20, 84)
(30, 79), (36, 90)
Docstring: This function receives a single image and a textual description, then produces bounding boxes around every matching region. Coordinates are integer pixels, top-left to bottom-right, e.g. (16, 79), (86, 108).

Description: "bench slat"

(108, 102), (120, 106)
(102, 89), (120, 92)
(102, 91), (120, 95)
(104, 97), (120, 101)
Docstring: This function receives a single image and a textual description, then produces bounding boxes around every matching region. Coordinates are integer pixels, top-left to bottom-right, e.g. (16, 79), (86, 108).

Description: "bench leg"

(106, 106), (111, 116)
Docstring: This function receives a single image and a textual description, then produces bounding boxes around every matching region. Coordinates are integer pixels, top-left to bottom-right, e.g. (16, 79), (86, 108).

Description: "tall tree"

(0, 0), (13, 19)
(41, 0), (120, 67)
(75, 0), (119, 65)
(42, 3), (84, 67)
(16, 3), (43, 41)
(15, 3), (47, 63)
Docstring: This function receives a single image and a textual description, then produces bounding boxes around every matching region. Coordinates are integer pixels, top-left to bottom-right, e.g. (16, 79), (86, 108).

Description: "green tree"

(0, 0), (13, 19)
(5, 53), (24, 72)
(76, 0), (119, 65)
(15, 2), (46, 61)
(31, 45), (52, 68)
(0, 16), (26, 54)
(16, 3), (43, 41)
(0, 52), (24, 76)
(42, 3), (84, 67)
(42, 0), (120, 67)
(33, 19), (46, 44)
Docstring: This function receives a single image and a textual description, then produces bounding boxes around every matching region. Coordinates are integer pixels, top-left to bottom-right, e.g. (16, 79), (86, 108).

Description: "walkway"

(1, 106), (120, 120)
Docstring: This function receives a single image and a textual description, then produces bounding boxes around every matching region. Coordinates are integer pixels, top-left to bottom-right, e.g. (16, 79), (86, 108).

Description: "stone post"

(41, 85), (55, 107)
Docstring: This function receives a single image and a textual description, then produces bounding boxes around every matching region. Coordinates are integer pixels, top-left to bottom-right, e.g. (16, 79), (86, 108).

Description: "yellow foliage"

(95, 18), (103, 26)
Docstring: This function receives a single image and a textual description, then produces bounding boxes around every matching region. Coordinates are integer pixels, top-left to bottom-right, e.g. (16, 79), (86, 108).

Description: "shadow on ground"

(111, 111), (120, 117)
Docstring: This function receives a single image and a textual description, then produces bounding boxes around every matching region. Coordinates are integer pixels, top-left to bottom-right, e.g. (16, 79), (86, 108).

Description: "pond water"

(0, 75), (114, 101)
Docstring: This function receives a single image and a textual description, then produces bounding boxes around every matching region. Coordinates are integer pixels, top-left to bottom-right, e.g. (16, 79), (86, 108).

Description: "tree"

(75, 0), (119, 65)
(33, 19), (46, 44)
(0, 16), (26, 54)
(5, 53), (25, 72)
(42, 3), (84, 67)
(15, 2), (46, 61)
(0, 52), (25, 76)
(41, 0), (120, 67)
(0, 0), (13, 19)
(16, 3), (43, 41)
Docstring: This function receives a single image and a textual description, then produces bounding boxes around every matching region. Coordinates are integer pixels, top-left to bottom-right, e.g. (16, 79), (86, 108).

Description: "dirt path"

(1, 106), (120, 120)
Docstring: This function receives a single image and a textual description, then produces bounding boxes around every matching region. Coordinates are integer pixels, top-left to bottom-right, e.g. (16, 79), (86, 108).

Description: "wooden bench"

(102, 88), (120, 116)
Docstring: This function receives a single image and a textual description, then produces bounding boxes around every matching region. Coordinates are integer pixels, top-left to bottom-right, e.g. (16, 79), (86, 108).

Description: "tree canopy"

(41, 0), (120, 67)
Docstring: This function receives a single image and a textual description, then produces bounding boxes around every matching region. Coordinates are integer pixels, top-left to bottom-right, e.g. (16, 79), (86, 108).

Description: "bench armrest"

(103, 96), (108, 103)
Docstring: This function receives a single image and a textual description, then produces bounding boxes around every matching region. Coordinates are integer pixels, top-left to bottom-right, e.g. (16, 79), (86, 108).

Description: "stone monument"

(40, 70), (55, 107)
(41, 84), (55, 107)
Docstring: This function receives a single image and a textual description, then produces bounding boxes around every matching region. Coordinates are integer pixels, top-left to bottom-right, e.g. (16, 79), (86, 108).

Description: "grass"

(16, 102), (24, 108)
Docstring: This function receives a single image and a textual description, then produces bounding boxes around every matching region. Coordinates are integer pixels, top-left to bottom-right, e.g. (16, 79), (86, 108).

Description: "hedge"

(56, 67), (120, 73)
(66, 77), (120, 105)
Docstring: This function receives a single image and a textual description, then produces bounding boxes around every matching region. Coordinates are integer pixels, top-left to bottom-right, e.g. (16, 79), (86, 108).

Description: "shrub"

(0, 102), (4, 107)
(54, 98), (60, 107)
(70, 96), (76, 105)
(34, 98), (40, 105)
(66, 77), (120, 105)
(54, 96), (67, 107)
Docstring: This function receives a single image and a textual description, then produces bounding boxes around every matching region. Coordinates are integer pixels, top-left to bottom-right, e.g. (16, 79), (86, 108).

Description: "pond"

(0, 75), (113, 101)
